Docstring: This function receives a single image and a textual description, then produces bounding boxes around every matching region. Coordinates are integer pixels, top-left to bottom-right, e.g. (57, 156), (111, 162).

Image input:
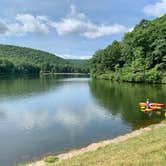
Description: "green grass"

(44, 156), (59, 163)
(54, 126), (166, 166)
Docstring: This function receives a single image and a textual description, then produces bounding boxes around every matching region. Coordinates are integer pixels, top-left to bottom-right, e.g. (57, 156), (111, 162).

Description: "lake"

(0, 76), (165, 166)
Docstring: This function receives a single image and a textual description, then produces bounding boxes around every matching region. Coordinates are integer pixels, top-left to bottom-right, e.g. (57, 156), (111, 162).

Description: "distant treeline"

(0, 45), (89, 74)
(91, 14), (166, 83)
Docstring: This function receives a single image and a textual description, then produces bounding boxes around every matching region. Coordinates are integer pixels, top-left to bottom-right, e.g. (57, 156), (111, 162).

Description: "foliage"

(91, 14), (166, 83)
(0, 45), (90, 74)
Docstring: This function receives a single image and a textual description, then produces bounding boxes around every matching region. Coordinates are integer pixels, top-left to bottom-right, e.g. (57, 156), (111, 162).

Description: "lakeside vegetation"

(0, 45), (89, 75)
(90, 14), (166, 83)
(26, 121), (166, 166)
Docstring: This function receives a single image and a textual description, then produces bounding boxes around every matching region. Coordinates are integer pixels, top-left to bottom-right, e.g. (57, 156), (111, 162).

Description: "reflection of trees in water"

(0, 75), (64, 97)
(89, 80), (166, 129)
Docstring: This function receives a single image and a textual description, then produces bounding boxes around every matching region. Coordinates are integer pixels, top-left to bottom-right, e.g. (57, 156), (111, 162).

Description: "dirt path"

(27, 123), (166, 166)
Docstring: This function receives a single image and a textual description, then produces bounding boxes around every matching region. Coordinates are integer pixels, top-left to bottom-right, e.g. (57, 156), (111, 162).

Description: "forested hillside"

(91, 14), (166, 83)
(0, 45), (89, 74)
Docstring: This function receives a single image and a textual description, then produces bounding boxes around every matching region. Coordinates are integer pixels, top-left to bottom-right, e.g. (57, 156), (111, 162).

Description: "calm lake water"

(0, 76), (165, 166)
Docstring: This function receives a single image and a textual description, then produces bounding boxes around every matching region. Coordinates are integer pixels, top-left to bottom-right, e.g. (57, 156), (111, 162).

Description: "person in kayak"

(146, 99), (151, 108)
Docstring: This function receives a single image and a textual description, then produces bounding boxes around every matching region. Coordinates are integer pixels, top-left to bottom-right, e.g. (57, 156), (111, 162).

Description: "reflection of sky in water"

(0, 78), (131, 166)
(0, 82), (127, 132)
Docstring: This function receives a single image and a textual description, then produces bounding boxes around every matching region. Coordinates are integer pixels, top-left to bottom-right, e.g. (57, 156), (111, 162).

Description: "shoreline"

(26, 121), (166, 166)
(92, 73), (166, 84)
(41, 73), (90, 76)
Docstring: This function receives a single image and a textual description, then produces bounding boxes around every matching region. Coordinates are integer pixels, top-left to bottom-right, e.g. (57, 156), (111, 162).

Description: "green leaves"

(90, 14), (166, 83)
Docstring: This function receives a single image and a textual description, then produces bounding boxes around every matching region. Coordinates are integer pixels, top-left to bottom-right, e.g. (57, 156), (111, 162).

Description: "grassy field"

(27, 121), (166, 166)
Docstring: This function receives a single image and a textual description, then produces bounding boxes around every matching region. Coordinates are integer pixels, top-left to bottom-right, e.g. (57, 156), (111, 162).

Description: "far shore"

(41, 72), (90, 76)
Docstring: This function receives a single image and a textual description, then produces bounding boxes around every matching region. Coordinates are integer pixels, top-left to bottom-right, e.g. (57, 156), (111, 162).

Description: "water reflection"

(0, 80), (119, 133)
(0, 76), (165, 166)
(0, 76), (63, 101)
(89, 80), (166, 129)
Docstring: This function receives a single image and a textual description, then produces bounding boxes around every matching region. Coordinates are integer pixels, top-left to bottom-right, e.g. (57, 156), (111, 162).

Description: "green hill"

(91, 14), (166, 83)
(0, 45), (89, 74)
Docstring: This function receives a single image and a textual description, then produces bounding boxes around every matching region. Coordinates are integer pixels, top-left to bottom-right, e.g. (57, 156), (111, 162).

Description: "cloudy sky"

(0, 0), (165, 59)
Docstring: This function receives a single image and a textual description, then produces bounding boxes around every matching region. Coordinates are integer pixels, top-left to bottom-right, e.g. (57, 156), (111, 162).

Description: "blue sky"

(0, 0), (165, 59)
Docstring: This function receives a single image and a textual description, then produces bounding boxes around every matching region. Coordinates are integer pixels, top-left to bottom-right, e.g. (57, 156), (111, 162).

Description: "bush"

(162, 76), (166, 84)
(145, 68), (162, 83)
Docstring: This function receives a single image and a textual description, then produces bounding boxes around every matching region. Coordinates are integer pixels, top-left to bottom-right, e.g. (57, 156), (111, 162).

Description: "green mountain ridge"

(91, 14), (166, 83)
(0, 44), (89, 74)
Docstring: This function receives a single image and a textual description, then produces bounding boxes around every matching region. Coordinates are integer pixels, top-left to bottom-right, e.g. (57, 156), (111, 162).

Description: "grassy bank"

(26, 120), (166, 166)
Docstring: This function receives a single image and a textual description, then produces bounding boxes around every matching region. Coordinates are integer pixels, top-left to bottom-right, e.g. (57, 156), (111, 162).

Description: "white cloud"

(50, 5), (129, 38)
(128, 27), (134, 32)
(0, 5), (130, 38)
(83, 24), (128, 39)
(6, 14), (49, 36)
(49, 5), (97, 36)
(143, 0), (166, 17)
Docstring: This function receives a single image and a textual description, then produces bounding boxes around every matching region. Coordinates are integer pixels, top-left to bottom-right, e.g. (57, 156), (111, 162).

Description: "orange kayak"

(144, 108), (153, 112)
(139, 102), (164, 108)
